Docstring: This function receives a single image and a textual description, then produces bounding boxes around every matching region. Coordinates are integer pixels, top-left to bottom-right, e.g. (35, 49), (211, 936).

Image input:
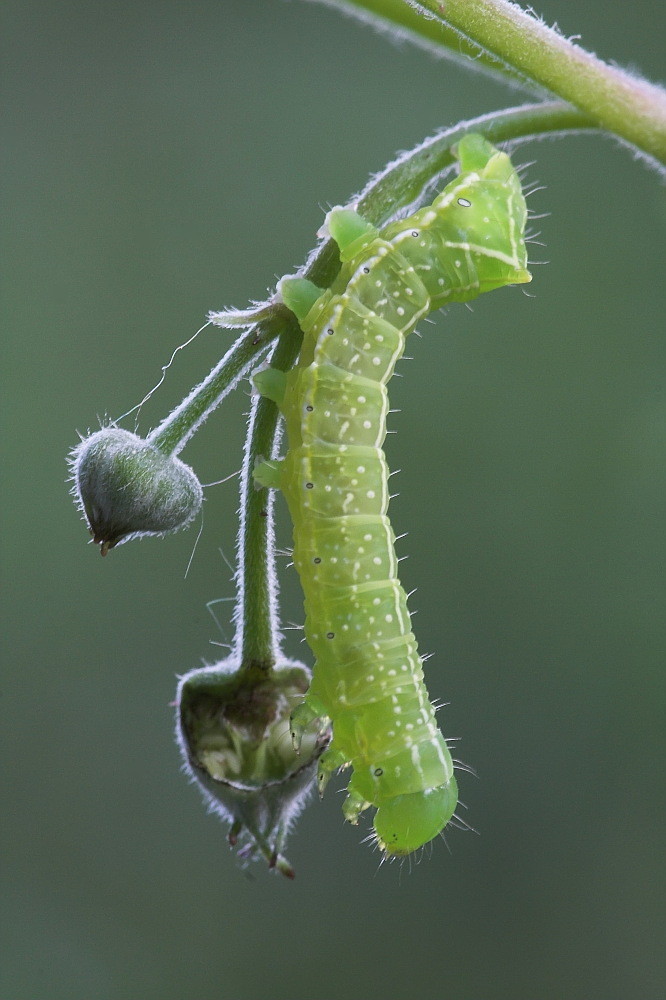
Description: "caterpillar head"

(374, 779), (459, 856)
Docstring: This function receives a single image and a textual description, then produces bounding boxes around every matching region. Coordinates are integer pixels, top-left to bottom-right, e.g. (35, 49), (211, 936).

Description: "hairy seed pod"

(71, 427), (203, 554)
(176, 657), (329, 877)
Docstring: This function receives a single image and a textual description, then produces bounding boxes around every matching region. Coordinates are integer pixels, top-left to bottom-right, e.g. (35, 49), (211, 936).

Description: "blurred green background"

(3, 2), (665, 998)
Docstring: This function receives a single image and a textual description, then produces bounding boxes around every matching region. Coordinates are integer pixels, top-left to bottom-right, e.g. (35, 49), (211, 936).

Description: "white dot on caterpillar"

(397, 307), (405, 316)
(372, 357), (381, 366)
(363, 420), (371, 429)
(385, 614), (393, 623)
(373, 597), (381, 605)
(367, 490), (376, 499)
(458, 197), (471, 207)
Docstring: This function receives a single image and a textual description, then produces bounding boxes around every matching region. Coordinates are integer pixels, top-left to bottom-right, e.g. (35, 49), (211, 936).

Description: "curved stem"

(309, 0), (543, 93)
(150, 101), (597, 460)
(233, 319), (303, 675)
(146, 318), (283, 456)
(413, 0), (666, 166)
(304, 100), (597, 286)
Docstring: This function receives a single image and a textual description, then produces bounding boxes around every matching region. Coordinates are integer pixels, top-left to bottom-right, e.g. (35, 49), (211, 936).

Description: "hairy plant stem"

(146, 315), (289, 457)
(234, 322), (303, 678)
(411, 0), (666, 165)
(309, 0), (543, 92)
(150, 102), (596, 462)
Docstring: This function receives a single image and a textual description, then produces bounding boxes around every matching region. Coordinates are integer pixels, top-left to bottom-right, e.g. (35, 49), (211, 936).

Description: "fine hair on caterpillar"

(253, 133), (530, 857)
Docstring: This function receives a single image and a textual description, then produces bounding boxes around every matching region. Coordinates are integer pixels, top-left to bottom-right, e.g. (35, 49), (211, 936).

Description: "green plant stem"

(235, 323), (303, 676)
(412, 0), (666, 165)
(304, 100), (596, 288)
(312, 0), (541, 92)
(152, 101), (596, 463)
(146, 315), (291, 456)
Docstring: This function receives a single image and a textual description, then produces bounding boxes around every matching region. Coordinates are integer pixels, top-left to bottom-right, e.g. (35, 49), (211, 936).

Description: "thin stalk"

(309, 0), (543, 93)
(233, 321), (303, 676)
(305, 100), (597, 286)
(146, 317), (285, 456)
(412, 0), (666, 166)
(153, 102), (597, 461)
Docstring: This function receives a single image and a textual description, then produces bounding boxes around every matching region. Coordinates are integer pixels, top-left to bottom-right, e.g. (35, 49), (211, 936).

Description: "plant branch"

(304, 100), (597, 285)
(150, 102), (597, 461)
(234, 321), (302, 675)
(411, 0), (666, 166)
(308, 0), (544, 93)
(146, 318), (285, 456)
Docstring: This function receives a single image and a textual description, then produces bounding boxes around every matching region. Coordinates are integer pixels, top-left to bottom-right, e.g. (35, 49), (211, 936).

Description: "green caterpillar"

(254, 134), (530, 855)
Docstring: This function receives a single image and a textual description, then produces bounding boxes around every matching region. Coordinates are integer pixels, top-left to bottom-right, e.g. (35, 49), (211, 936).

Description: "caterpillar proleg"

(254, 134), (530, 855)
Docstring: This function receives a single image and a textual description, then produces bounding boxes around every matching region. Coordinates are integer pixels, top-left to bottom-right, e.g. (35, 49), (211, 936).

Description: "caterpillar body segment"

(255, 135), (530, 855)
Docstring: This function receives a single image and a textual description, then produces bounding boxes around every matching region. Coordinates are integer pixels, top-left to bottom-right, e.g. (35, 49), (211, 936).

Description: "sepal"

(176, 656), (329, 877)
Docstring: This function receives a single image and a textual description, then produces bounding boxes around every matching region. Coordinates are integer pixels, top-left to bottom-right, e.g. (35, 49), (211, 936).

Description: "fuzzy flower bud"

(176, 657), (328, 878)
(70, 427), (203, 554)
